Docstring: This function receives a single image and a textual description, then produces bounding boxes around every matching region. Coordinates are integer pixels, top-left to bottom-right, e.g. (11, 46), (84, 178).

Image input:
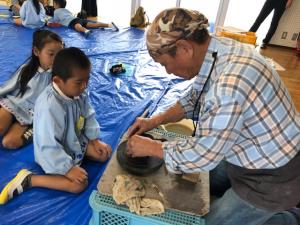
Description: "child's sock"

(0, 169), (32, 204)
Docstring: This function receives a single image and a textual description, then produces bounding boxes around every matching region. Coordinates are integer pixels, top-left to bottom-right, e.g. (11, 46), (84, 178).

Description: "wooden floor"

(259, 46), (300, 112)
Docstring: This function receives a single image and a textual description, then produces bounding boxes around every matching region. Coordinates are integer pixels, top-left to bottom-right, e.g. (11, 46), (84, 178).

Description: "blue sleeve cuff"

(162, 141), (183, 174)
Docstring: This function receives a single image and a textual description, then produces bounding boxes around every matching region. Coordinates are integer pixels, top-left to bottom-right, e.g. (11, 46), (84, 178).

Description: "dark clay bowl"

(116, 133), (165, 176)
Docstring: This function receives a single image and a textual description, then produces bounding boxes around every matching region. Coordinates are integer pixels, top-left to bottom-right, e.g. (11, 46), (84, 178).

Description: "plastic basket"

(89, 191), (205, 225)
(149, 128), (189, 139)
(216, 27), (257, 45)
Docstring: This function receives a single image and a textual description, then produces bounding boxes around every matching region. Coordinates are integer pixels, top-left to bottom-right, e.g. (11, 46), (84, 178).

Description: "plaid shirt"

(163, 36), (300, 173)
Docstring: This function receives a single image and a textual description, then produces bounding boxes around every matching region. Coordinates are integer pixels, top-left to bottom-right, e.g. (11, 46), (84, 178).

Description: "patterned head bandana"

(146, 8), (209, 58)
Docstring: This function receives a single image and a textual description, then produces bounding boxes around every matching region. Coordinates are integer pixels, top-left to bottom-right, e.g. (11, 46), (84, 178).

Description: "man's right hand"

(127, 117), (158, 137)
(127, 102), (185, 137)
(66, 166), (88, 184)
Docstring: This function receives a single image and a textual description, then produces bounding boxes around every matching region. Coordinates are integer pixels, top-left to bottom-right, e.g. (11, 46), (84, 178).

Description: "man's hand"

(127, 117), (158, 137)
(127, 102), (185, 137)
(127, 135), (163, 158)
(66, 166), (88, 184)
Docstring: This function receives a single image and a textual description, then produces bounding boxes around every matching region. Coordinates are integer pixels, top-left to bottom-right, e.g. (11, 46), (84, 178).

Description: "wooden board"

(97, 129), (210, 216)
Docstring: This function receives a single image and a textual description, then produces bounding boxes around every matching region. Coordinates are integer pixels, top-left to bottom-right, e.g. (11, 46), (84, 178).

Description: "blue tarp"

(0, 16), (192, 225)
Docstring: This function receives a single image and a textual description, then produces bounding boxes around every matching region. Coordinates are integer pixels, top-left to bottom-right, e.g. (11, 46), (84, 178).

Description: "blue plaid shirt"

(163, 36), (300, 173)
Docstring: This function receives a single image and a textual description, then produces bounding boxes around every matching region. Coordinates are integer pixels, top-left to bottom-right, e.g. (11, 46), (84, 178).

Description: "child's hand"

(92, 140), (112, 161)
(66, 166), (88, 184)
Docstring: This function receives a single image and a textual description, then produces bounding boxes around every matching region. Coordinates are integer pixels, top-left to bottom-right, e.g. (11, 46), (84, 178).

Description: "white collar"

(52, 82), (80, 100)
(38, 67), (52, 73)
(52, 82), (72, 100)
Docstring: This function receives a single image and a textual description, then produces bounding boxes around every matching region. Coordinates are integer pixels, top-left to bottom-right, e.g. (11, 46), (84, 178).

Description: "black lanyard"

(192, 51), (218, 137)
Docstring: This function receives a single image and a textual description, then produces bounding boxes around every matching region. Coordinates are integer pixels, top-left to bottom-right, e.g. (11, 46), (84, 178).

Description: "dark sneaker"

(111, 22), (119, 31)
(0, 169), (32, 204)
(260, 43), (267, 49)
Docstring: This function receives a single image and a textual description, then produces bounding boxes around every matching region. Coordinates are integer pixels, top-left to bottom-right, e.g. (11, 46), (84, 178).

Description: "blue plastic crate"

(89, 191), (205, 225)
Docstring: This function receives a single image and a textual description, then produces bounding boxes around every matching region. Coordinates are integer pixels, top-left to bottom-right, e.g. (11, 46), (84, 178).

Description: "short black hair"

(53, 0), (66, 8)
(52, 47), (91, 81)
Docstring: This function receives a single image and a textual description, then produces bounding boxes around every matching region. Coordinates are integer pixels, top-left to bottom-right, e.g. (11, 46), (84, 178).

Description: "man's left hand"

(127, 135), (163, 158)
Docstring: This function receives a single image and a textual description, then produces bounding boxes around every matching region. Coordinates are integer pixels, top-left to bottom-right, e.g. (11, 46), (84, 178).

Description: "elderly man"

(127, 8), (300, 225)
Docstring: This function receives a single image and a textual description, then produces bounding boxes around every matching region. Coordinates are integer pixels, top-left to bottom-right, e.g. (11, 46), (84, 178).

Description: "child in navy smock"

(0, 47), (112, 204)
(13, 0), (46, 29)
(0, 30), (63, 149)
(49, 0), (117, 36)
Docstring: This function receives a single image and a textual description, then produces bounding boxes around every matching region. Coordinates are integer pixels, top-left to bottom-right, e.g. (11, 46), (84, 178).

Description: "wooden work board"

(97, 128), (210, 216)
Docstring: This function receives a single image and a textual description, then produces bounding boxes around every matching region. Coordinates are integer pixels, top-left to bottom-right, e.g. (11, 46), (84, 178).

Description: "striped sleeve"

(163, 95), (244, 173)
(178, 87), (199, 119)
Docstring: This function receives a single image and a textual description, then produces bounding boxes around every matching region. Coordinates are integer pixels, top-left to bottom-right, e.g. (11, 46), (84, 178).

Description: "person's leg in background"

(249, 0), (275, 33)
(262, 0), (286, 45)
(81, 0), (97, 17)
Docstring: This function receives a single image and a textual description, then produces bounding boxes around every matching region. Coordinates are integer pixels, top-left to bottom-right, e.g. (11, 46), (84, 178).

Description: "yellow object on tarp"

(216, 26), (257, 45)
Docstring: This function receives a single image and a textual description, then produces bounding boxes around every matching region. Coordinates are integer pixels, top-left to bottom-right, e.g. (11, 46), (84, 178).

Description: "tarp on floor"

(0, 15), (193, 225)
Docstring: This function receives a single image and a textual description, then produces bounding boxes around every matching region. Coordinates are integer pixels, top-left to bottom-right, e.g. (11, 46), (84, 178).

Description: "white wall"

(270, 0), (300, 48)
(97, 0), (131, 26)
(65, 0), (81, 14)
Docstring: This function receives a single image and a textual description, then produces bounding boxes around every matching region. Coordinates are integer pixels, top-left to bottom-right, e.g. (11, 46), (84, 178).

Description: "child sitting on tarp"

(13, 0), (46, 29)
(0, 47), (112, 204)
(0, 30), (63, 150)
(48, 0), (118, 36)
